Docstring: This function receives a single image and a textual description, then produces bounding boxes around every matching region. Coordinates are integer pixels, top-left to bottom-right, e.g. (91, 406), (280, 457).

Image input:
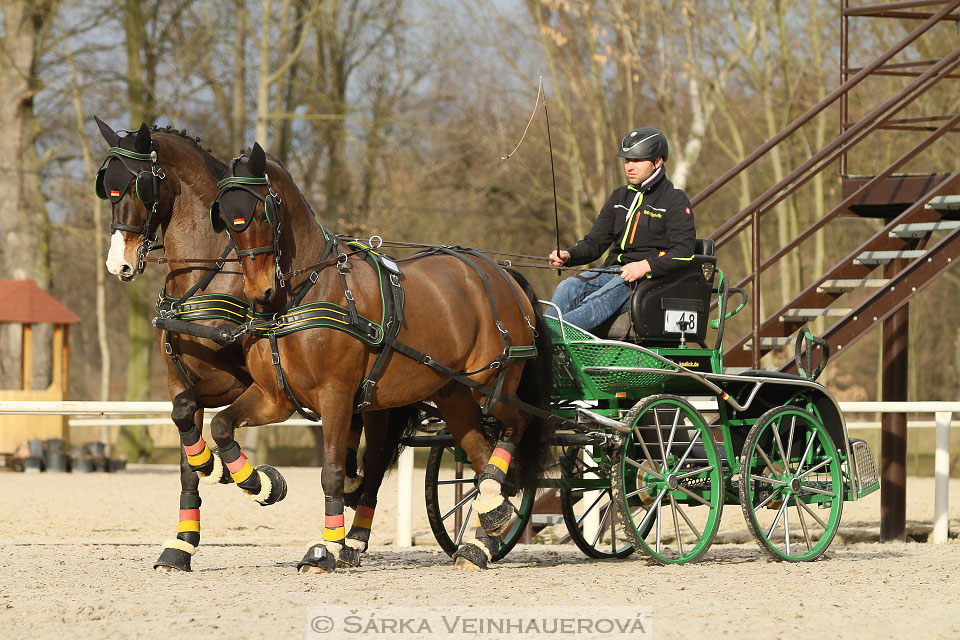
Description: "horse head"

(95, 116), (225, 281)
(210, 143), (283, 305)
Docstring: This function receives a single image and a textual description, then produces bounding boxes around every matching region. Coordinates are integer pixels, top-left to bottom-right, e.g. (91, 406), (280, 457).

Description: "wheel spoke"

(669, 495), (685, 557)
(798, 497), (829, 529)
(665, 409), (681, 461)
(798, 483), (836, 498)
(438, 478), (475, 486)
(655, 499), (663, 553)
(653, 408), (668, 471)
(771, 417), (790, 473)
(591, 502), (612, 548)
(754, 444), (778, 474)
(625, 482), (657, 501)
(794, 432), (817, 475)
(455, 502), (474, 546)
(674, 500), (703, 540)
(673, 430), (702, 469)
(633, 426), (661, 476)
(766, 497), (789, 539)
(754, 491), (778, 510)
(441, 488), (478, 520)
(676, 484), (713, 508)
(575, 489), (607, 527)
(786, 415), (796, 466)
(675, 465), (714, 480)
(636, 488), (668, 535)
(797, 458), (830, 479)
(795, 497), (812, 551)
(750, 473), (787, 486)
(626, 456), (663, 479)
(784, 493), (792, 556)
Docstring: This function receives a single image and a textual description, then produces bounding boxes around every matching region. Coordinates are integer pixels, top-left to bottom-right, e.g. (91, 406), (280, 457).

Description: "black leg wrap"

(154, 546), (192, 572)
(297, 543), (337, 573)
(452, 542), (489, 570)
(478, 499), (514, 537)
(255, 465), (288, 505)
(337, 545), (362, 569)
(214, 449), (235, 484)
(343, 481), (364, 510)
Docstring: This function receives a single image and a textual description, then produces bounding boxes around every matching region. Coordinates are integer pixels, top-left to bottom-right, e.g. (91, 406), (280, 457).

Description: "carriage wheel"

(559, 445), (634, 559)
(612, 395), (724, 564)
(424, 445), (533, 561)
(738, 406), (843, 562)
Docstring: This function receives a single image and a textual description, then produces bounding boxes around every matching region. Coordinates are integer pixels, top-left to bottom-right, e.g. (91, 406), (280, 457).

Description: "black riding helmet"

(617, 126), (668, 162)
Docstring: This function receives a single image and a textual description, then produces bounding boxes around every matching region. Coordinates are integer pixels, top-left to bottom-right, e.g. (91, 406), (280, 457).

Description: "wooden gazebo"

(0, 280), (81, 453)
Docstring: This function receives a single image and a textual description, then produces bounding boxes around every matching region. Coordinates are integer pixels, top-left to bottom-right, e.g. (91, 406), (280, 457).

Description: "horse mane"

(241, 146), (321, 222)
(151, 124), (227, 176)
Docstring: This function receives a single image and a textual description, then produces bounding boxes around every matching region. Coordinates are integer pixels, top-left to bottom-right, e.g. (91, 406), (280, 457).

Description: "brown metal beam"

(880, 258), (909, 542)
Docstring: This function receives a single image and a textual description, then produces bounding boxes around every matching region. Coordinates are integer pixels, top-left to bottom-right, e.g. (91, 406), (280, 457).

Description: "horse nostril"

(120, 264), (132, 275)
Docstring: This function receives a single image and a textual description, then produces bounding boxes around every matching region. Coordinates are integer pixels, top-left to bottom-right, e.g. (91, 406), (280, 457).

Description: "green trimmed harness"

(155, 241), (243, 387)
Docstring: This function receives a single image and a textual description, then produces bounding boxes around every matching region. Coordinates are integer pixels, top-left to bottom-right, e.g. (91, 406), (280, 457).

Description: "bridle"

(96, 141), (168, 273)
(211, 172), (286, 287)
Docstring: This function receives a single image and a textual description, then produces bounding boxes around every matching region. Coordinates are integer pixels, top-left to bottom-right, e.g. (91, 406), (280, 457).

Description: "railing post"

(752, 210), (761, 370)
(934, 411), (951, 544)
(396, 446), (414, 547)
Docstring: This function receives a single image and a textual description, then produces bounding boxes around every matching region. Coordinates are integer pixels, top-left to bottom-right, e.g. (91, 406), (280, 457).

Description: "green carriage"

(422, 241), (879, 564)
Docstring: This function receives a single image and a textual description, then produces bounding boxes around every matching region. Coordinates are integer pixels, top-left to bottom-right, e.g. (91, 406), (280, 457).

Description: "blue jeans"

(547, 271), (631, 332)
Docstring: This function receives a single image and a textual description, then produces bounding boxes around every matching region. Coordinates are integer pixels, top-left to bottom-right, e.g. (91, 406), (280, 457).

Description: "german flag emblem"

(232, 217), (245, 225)
(110, 190), (121, 197)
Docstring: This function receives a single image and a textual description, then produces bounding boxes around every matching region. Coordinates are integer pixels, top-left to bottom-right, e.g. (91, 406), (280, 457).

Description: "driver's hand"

(549, 249), (570, 268)
(619, 260), (651, 282)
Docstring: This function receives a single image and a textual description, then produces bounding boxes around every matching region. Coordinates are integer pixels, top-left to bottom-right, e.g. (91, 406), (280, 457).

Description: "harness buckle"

(309, 270), (320, 284)
(153, 166), (165, 180)
(345, 290), (355, 302)
(271, 352), (280, 365)
(495, 321), (508, 335)
(368, 323), (383, 343)
(164, 342), (173, 355)
(369, 235), (383, 249)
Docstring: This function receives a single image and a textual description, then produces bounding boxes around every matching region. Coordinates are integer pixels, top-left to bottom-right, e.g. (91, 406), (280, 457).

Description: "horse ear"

(94, 115), (119, 147)
(134, 123), (151, 153)
(249, 142), (266, 176)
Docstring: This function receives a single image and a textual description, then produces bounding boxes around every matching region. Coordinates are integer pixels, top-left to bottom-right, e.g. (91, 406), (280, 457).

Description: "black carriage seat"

(601, 238), (717, 345)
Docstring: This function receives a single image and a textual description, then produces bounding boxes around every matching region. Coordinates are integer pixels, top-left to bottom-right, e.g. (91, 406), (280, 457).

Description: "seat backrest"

(628, 239), (717, 345)
(695, 237), (715, 257)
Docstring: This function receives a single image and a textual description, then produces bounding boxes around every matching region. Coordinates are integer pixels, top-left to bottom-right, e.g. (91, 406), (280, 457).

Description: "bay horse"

(210, 143), (554, 572)
(96, 120), (380, 572)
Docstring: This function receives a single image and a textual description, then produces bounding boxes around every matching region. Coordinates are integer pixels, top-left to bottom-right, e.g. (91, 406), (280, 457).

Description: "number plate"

(664, 310), (697, 333)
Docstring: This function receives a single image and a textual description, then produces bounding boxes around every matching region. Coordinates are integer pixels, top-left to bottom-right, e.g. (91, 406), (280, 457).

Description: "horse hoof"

(297, 543), (337, 574)
(478, 501), (513, 537)
(256, 465), (288, 505)
(452, 543), (489, 570)
(154, 546), (192, 572)
(337, 545), (362, 569)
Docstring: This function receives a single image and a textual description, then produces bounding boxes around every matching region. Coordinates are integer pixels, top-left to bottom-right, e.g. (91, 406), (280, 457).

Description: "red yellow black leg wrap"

(154, 491), (200, 572)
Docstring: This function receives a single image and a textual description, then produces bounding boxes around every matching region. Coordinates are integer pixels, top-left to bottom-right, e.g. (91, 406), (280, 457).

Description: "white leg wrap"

(345, 538), (366, 551)
(474, 478), (504, 514)
(322, 540), (344, 555)
(344, 475), (363, 494)
(162, 539), (197, 555)
(243, 470), (272, 503)
(197, 453), (224, 485)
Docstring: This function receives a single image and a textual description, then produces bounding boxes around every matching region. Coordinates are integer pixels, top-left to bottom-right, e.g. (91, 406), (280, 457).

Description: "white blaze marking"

(106, 230), (132, 276)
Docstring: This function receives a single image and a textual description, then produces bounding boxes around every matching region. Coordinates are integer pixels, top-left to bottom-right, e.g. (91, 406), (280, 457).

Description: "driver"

(547, 127), (696, 331)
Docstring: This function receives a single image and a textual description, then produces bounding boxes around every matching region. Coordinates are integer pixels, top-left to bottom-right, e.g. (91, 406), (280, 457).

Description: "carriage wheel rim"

(739, 407), (843, 562)
(614, 395), (723, 565)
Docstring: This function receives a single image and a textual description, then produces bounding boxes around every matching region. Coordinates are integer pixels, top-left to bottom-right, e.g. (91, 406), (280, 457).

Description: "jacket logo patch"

(644, 209), (662, 218)
(685, 206), (692, 215)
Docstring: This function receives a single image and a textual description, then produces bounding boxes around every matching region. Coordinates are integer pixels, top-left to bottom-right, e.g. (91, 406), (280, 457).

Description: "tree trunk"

(0, 0), (56, 390)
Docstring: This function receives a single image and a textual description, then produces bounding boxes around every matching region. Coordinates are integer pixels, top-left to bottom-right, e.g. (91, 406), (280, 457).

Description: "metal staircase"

(691, 0), (960, 372)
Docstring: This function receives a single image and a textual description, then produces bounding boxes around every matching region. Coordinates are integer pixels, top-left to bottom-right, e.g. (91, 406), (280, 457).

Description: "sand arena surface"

(1, 467), (958, 639)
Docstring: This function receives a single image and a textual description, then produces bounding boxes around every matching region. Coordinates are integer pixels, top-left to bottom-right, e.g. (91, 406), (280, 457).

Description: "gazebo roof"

(0, 280), (81, 325)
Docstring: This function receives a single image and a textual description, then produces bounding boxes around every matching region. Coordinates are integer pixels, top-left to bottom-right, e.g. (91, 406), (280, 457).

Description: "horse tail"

(504, 268), (555, 494)
(381, 404), (422, 470)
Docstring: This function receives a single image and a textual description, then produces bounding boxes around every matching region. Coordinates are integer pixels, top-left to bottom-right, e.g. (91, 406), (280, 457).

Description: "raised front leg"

(209, 385), (292, 506)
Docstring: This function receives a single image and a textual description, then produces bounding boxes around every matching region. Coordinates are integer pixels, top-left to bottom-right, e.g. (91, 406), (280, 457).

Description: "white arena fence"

(0, 400), (954, 546)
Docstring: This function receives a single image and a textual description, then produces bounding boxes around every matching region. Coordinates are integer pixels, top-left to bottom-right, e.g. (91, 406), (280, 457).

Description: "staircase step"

(818, 278), (889, 293)
(889, 221), (960, 238)
(925, 195), (960, 211)
(744, 336), (795, 350)
(854, 250), (926, 265)
(781, 308), (851, 321)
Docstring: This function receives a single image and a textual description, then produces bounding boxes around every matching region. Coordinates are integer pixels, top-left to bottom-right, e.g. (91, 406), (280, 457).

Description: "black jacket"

(565, 167), (696, 277)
